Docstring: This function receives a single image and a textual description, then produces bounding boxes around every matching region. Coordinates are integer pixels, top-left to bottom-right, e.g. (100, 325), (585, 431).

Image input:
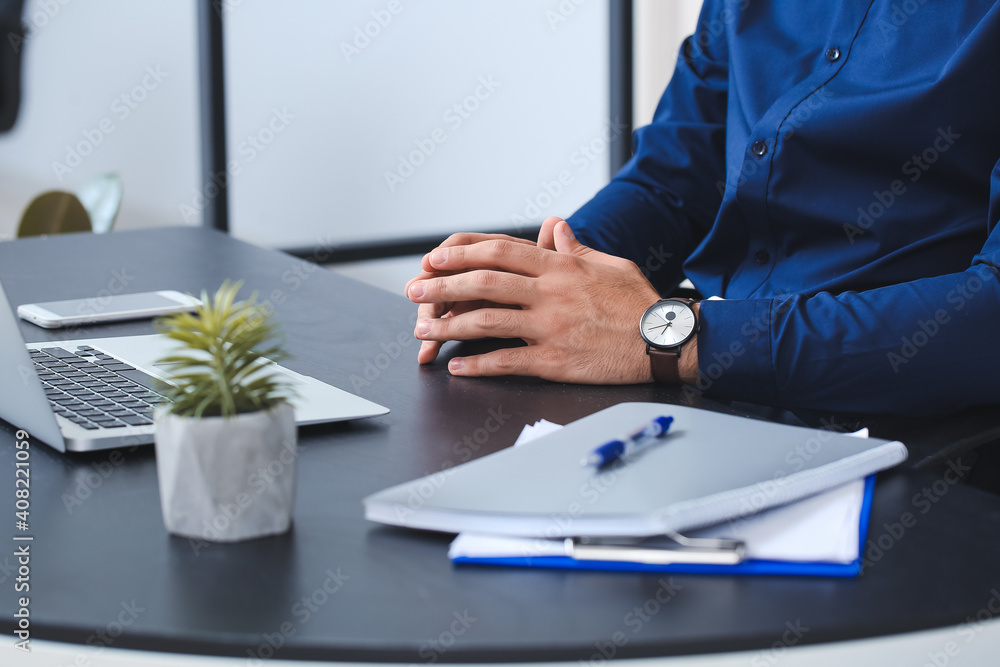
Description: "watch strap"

(648, 347), (681, 384)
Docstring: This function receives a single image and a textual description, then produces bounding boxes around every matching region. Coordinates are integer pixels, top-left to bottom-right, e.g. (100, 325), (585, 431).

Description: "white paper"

(512, 419), (564, 446)
(450, 424), (870, 565)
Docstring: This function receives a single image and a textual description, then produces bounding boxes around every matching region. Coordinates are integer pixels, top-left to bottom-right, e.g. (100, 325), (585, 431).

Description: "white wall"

(634, 0), (702, 128)
(0, 0), (705, 248)
(222, 0), (613, 249)
(0, 0), (199, 240)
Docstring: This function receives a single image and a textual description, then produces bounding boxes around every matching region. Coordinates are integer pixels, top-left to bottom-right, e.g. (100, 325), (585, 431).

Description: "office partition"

(208, 0), (631, 257)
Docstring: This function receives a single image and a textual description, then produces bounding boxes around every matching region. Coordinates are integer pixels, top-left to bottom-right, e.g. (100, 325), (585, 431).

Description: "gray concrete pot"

(154, 402), (297, 542)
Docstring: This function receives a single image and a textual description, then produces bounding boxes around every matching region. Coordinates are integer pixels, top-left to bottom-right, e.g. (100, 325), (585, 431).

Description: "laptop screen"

(0, 282), (65, 451)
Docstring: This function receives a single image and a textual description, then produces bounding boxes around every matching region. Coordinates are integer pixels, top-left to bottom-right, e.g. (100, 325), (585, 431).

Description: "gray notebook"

(364, 402), (908, 538)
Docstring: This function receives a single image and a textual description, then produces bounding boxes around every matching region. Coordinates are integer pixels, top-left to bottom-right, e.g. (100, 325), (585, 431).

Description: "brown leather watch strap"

(648, 347), (681, 384)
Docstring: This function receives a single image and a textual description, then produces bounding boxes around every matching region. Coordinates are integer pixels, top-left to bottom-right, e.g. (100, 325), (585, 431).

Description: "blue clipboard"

(451, 475), (876, 578)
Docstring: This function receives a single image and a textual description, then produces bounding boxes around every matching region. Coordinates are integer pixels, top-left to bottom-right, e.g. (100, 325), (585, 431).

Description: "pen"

(581, 416), (674, 468)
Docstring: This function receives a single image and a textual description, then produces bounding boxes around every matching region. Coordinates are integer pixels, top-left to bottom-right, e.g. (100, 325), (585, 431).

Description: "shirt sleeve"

(696, 158), (1000, 416)
(566, 0), (729, 294)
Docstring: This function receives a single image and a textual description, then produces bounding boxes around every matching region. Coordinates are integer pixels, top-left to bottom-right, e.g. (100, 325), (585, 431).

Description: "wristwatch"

(640, 298), (699, 384)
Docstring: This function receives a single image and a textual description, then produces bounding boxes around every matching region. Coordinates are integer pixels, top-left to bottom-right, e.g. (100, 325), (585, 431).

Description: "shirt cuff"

(693, 298), (779, 405)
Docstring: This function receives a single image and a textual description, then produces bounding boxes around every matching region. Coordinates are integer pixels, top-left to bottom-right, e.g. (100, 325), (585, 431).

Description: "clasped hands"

(404, 216), (670, 384)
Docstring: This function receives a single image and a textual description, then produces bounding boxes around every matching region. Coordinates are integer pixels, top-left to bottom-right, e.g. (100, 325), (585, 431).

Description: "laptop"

(0, 282), (389, 452)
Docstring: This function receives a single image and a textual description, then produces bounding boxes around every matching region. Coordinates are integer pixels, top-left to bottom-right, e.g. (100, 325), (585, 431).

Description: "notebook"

(446, 422), (877, 576)
(0, 281), (388, 453)
(363, 402), (907, 539)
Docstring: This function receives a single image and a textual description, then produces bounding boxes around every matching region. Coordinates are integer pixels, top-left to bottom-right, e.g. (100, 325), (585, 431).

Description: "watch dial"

(642, 301), (696, 348)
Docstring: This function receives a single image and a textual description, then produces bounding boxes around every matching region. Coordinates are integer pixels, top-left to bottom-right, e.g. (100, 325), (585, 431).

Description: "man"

(406, 0), (1000, 416)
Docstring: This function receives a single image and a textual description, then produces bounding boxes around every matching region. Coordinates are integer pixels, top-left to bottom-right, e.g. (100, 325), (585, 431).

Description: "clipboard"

(364, 403), (907, 576)
(448, 475), (876, 578)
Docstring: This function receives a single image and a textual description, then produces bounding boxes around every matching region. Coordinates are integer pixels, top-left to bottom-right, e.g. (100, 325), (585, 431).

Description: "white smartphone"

(17, 290), (202, 329)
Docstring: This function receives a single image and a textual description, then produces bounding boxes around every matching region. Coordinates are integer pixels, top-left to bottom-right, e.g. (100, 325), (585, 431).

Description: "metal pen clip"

(564, 531), (746, 566)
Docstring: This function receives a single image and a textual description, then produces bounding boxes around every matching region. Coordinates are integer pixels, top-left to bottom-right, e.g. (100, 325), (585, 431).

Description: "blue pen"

(581, 416), (674, 468)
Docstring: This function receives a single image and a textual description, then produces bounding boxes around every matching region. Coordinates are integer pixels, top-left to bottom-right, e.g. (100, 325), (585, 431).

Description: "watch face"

(641, 300), (697, 349)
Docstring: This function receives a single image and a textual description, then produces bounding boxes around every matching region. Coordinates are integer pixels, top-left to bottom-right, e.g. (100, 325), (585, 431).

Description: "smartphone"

(17, 290), (202, 329)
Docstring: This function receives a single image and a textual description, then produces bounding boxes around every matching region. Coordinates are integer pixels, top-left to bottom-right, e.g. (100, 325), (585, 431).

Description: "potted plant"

(152, 281), (297, 542)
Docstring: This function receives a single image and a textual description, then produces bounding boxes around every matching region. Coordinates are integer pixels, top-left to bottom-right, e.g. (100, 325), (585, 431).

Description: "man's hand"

(407, 232), (538, 365)
(405, 218), (662, 384)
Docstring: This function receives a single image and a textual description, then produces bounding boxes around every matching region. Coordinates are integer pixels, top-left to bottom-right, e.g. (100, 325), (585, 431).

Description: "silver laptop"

(0, 283), (389, 452)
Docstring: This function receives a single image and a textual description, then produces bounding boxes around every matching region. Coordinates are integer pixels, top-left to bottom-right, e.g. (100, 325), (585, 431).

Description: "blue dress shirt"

(567, 0), (1000, 415)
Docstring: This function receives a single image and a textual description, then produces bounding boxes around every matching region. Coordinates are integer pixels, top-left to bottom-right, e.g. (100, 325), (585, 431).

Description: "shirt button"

(825, 46), (841, 62)
(751, 140), (768, 157)
(754, 249), (770, 264)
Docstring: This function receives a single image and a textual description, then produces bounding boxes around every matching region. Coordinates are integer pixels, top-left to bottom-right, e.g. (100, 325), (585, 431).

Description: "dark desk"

(1, 227), (999, 662)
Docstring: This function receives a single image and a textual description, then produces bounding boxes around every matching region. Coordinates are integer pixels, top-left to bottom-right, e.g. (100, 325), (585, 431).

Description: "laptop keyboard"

(29, 345), (169, 431)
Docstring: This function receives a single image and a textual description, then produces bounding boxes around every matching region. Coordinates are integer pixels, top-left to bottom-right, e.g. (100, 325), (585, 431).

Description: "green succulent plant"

(154, 281), (294, 418)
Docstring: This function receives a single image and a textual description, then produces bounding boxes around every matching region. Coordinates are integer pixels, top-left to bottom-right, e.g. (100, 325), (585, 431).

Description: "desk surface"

(1, 227), (999, 662)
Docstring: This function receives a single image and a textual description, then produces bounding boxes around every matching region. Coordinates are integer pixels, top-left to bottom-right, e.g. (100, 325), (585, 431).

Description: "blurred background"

(0, 0), (701, 290)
